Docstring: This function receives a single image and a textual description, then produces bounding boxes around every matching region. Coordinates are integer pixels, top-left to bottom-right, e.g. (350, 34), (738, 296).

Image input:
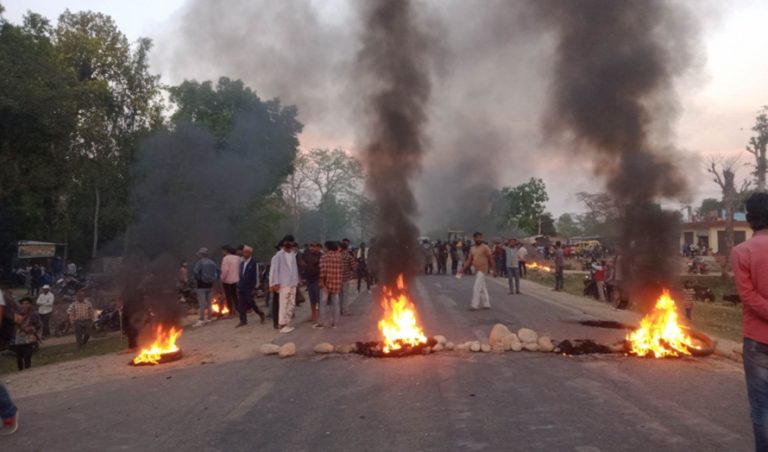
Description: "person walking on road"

(14, 297), (41, 371)
(731, 192), (768, 452)
(220, 245), (241, 317)
(504, 239), (521, 295)
(192, 248), (219, 327)
(236, 245), (266, 327)
(315, 241), (343, 329)
(35, 285), (54, 338)
(0, 383), (18, 435)
(459, 232), (495, 310)
(67, 291), (94, 351)
(270, 235), (300, 334)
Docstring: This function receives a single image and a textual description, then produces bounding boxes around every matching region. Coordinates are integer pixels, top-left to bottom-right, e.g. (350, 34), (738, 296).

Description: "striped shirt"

(320, 251), (344, 294)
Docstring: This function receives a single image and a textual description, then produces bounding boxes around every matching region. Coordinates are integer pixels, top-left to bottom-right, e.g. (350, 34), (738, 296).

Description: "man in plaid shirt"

(339, 240), (357, 316)
(315, 241), (343, 329)
(67, 291), (94, 351)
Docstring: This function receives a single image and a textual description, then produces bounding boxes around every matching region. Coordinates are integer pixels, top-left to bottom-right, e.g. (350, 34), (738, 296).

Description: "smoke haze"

(533, 0), (702, 307)
(353, 0), (433, 284)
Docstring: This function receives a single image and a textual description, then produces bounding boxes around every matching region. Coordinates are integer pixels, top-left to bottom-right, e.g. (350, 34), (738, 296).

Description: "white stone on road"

(260, 344), (280, 355)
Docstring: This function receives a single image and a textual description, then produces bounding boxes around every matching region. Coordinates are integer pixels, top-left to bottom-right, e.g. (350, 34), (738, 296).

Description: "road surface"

(2, 275), (752, 451)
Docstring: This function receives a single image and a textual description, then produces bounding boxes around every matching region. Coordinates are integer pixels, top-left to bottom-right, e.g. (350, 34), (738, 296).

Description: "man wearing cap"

(270, 235), (300, 334)
(192, 247), (219, 327)
(220, 245), (240, 317)
(35, 285), (54, 338)
(236, 245), (266, 327)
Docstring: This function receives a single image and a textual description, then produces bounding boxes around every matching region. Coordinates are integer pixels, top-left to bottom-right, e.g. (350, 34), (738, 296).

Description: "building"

(680, 220), (754, 254)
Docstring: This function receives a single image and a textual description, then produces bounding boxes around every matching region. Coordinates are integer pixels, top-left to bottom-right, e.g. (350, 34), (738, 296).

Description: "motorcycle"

(93, 306), (121, 334)
(53, 275), (87, 297)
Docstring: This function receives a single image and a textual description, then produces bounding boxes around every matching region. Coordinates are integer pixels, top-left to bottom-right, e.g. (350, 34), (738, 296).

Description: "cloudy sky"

(4, 0), (768, 223)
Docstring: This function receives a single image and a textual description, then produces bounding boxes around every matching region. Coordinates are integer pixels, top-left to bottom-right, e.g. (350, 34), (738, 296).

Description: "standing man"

(236, 245), (266, 327)
(517, 243), (528, 278)
(504, 239), (521, 295)
(436, 241), (448, 275)
(553, 241), (565, 291)
(450, 241), (459, 275)
(29, 265), (42, 297)
(315, 241), (343, 329)
(339, 241), (356, 316)
(732, 192), (768, 451)
(421, 240), (434, 275)
(67, 291), (94, 351)
(220, 245), (240, 317)
(302, 242), (323, 324)
(192, 247), (219, 327)
(35, 284), (54, 338)
(459, 232), (495, 310)
(270, 236), (300, 334)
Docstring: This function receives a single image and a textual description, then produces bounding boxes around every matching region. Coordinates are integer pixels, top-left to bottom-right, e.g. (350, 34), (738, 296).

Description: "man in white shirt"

(517, 244), (528, 278)
(270, 235), (300, 333)
(36, 284), (54, 338)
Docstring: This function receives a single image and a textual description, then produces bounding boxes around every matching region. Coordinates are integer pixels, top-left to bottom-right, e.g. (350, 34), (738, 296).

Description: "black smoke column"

(355, 0), (432, 285)
(535, 0), (699, 310)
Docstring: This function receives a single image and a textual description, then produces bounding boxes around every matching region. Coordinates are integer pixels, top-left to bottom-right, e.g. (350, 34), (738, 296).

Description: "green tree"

(54, 10), (163, 259)
(697, 198), (723, 219)
(556, 213), (582, 237)
(495, 178), (549, 235)
(0, 10), (79, 266)
(747, 106), (768, 192)
(539, 212), (557, 236)
(574, 192), (621, 237)
(291, 148), (364, 241)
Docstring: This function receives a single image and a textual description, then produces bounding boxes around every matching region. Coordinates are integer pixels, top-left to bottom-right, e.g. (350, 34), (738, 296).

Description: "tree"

(293, 148), (364, 241)
(495, 178), (549, 235)
(55, 10), (163, 258)
(707, 156), (750, 282)
(556, 213), (582, 237)
(0, 10), (79, 266)
(539, 212), (557, 236)
(574, 192), (621, 238)
(697, 198), (723, 220)
(747, 106), (768, 192)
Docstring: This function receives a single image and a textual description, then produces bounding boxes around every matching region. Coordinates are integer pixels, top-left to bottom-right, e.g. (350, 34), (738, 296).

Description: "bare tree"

(707, 156), (750, 282)
(284, 148), (364, 242)
(747, 106), (768, 192)
(281, 154), (310, 236)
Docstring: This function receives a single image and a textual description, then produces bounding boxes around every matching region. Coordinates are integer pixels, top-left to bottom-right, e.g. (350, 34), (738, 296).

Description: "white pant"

(278, 286), (297, 327)
(471, 271), (490, 309)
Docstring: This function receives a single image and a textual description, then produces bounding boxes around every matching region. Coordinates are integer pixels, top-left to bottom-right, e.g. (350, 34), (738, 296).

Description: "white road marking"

(225, 381), (275, 420)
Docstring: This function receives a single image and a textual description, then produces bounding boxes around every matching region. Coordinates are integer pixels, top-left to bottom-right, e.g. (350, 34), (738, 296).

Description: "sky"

(4, 0), (768, 219)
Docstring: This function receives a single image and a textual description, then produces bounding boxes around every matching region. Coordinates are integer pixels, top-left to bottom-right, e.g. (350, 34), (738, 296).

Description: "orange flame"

(211, 297), (230, 316)
(627, 289), (699, 358)
(132, 325), (182, 365)
(378, 274), (428, 354)
(528, 262), (553, 272)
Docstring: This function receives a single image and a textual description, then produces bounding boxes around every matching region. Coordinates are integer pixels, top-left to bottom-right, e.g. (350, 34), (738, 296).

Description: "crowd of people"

(178, 235), (373, 335)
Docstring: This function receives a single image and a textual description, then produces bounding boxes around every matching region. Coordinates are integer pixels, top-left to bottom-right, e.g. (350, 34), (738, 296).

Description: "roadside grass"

(0, 335), (124, 375)
(526, 271), (743, 343)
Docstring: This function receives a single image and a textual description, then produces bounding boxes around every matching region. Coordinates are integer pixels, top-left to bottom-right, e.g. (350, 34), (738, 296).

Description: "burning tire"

(680, 327), (716, 357)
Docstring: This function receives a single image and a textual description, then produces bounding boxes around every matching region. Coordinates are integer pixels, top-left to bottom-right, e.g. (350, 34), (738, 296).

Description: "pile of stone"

(260, 342), (297, 358)
(261, 323), (556, 359)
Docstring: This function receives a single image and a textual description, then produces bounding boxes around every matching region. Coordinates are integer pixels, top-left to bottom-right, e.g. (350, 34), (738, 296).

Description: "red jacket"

(732, 230), (768, 344)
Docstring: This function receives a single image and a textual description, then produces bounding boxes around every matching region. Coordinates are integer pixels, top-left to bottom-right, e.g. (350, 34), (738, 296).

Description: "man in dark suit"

(236, 245), (265, 327)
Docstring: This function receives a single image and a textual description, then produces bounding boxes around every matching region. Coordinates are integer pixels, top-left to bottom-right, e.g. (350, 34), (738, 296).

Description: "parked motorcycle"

(93, 306), (121, 334)
(53, 275), (86, 297)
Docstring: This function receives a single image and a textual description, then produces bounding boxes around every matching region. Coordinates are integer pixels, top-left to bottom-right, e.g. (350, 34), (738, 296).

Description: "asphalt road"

(4, 275), (753, 452)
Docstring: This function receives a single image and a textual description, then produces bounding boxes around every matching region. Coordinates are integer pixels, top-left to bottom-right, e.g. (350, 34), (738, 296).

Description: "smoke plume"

(534, 0), (700, 308)
(354, 0), (433, 284)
